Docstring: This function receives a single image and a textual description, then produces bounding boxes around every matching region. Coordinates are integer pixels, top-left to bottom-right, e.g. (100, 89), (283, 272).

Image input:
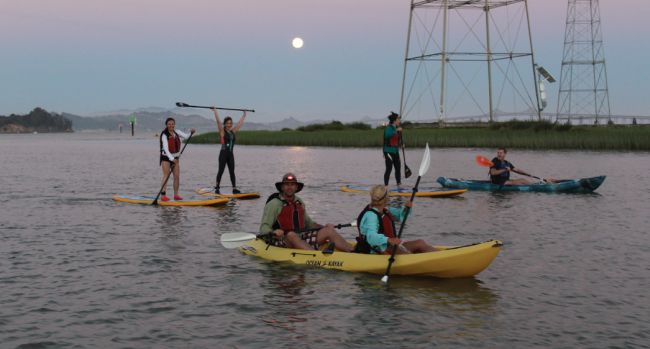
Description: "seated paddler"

(355, 185), (437, 254)
(259, 173), (354, 252)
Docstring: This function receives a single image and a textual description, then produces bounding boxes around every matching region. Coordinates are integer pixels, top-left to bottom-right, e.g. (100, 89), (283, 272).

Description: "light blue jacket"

(359, 206), (410, 253)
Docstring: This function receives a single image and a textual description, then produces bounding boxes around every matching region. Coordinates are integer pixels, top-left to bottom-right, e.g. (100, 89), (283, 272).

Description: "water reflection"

(353, 275), (498, 311)
(345, 275), (499, 346)
(155, 206), (186, 237)
(259, 265), (310, 334)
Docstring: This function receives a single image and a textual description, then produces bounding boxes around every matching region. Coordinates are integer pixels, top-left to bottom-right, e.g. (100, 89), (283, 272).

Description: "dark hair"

(165, 117), (176, 125)
(387, 112), (399, 124)
(224, 116), (233, 124)
(498, 147), (508, 153)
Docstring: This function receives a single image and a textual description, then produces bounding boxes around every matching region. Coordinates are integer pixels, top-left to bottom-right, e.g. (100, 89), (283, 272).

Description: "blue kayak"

(436, 176), (605, 193)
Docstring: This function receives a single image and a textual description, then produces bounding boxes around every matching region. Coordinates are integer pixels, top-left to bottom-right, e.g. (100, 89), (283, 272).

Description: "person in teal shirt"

(355, 185), (437, 254)
(383, 112), (402, 186)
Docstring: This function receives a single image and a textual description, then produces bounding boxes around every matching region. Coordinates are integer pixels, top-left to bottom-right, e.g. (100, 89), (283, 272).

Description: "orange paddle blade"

(475, 155), (494, 167)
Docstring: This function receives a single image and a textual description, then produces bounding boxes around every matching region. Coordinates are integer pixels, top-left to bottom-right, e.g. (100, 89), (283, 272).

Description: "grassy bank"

(191, 125), (650, 151)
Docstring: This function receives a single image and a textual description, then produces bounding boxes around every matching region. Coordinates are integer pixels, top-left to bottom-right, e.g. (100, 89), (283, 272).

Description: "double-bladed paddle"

(176, 102), (255, 113)
(475, 155), (546, 182)
(220, 222), (357, 249)
(381, 143), (431, 283)
(152, 133), (193, 205)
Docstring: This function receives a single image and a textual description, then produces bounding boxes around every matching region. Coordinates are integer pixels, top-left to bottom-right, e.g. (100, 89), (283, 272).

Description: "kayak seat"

(322, 242), (336, 255)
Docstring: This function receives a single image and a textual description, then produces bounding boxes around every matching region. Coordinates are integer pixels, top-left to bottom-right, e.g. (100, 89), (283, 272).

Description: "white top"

(161, 129), (190, 161)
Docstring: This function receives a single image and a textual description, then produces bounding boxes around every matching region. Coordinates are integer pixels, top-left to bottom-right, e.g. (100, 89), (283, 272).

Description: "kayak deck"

(238, 239), (501, 278)
(436, 176), (605, 193)
(113, 194), (229, 206)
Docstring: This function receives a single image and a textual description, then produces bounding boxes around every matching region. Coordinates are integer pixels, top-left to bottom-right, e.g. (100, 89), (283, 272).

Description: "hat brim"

(275, 182), (304, 193)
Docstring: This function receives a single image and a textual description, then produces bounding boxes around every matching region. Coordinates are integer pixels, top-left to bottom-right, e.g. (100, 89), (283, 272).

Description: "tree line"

(0, 108), (73, 133)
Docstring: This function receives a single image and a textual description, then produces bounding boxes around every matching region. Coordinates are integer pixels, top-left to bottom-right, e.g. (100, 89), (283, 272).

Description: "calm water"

(1, 133), (649, 348)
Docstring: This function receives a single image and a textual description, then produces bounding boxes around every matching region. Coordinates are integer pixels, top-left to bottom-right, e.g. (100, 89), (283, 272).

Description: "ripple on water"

(2, 137), (649, 348)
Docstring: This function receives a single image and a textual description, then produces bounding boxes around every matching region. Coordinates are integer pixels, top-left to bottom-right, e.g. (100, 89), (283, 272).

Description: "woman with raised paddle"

(159, 117), (195, 201)
(355, 185), (437, 254)
(383, 112), (403, 186)
(212, 107), (246, 194)
(260, 173), (354, 252)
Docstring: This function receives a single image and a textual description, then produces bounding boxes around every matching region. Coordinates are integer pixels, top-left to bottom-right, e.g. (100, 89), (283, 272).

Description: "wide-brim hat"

(275, 172), (304, 193)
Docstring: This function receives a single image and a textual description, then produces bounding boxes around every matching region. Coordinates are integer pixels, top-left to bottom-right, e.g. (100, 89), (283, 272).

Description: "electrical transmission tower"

(557, 0), (611, 124)
(399, 0), (543, 124)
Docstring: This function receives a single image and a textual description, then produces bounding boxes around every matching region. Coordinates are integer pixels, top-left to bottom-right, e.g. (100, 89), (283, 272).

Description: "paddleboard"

(340, 185), (466, 198)
(112, 194), (229, 206)
(195, 187), (261, 199)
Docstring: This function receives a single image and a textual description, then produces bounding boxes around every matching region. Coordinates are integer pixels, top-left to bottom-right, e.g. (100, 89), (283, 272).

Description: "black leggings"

(383, 152), (401, 185)
(216, 150), (236, 187)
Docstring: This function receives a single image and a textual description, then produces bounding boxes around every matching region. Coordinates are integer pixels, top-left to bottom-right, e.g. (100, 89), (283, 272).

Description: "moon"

(292, 37), (304, 49)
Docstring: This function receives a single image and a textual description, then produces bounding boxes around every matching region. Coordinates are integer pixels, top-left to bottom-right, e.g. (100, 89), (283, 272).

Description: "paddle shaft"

(508, 168), (544, 181)
(152, 133), (193, 205)
(399, 132), (412, 178)
(260, 222), (353, 240)
(176, 102), (254, 113)
(383, 175), (421, 278)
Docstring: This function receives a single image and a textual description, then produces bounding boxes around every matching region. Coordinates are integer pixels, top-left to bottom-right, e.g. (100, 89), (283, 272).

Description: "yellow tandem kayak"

(238, 238), (502, 278)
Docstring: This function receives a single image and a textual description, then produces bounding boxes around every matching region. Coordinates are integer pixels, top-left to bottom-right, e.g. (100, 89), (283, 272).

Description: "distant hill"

(0, 108), (72, 133)
(0, 107), (379, 133)
(63, 111), (216, 132)
(64, 110), (333, 132)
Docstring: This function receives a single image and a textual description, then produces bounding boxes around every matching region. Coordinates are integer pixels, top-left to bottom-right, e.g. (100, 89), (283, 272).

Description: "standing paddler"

(212, 107), (247, 194)
(383, 112), (402, 186)
(159, 117), (195, 201)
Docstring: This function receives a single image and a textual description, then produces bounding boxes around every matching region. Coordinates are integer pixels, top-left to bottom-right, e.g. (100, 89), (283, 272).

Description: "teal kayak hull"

(436, 176), (605, 193)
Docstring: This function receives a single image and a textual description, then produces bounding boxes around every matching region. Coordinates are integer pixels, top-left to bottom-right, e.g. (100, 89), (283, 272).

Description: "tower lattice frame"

(557, 0), (611, 124)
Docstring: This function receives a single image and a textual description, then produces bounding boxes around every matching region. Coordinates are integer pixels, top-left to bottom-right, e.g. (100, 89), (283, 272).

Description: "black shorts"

(160, 155), (175, 165)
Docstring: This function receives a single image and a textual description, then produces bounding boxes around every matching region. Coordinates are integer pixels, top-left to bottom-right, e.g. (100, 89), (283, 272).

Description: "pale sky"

(1, 0), (648, 121)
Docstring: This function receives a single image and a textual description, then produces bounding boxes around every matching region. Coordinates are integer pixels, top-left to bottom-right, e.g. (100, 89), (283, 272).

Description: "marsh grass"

(191, 125), (650, 151)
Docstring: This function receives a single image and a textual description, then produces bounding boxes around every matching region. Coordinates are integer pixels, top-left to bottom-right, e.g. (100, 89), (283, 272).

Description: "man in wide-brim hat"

(260, 173), (353, 252)
(274, 172), (304, 193)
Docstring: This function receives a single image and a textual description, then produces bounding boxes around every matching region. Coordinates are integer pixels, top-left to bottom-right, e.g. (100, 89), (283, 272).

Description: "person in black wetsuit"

(212, 107), (247, 194)
(489, 148), (534, 185)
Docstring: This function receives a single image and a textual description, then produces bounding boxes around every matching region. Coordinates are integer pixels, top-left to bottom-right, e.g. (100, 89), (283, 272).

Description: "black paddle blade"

(404, 165), (412, 178)
(175, 102), (189, 107)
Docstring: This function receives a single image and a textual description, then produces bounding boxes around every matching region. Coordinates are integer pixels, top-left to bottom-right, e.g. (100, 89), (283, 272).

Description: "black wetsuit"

(216, 130), (236, 188)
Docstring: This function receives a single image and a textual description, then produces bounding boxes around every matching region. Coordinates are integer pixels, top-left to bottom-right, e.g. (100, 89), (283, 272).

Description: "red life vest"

(167, 133), (181, 153)
(354, 206), (397, 253)
(272, 195), (306, 233)
(160, 129), (181, 155)
(389, 132), (400, 148)
(384, 126), (401, 148)
(378, 208), (396, 238)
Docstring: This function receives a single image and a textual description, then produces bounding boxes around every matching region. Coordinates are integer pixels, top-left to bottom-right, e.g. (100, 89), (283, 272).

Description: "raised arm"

(212, 107), (224, 137)
(233, 111), (247, 132)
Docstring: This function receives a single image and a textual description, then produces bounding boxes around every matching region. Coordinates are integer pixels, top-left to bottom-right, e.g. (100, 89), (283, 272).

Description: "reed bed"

(191, 126), (650, 151)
